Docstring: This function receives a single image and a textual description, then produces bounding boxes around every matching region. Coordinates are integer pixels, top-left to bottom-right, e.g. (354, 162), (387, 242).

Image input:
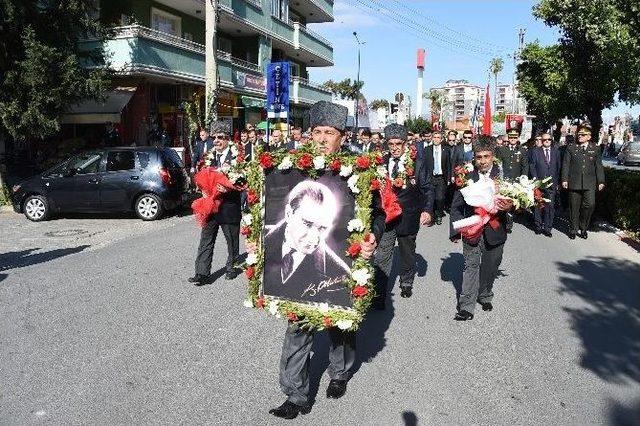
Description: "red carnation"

(329, 158), (341, 171)
(454, 166), (464, 175)
(245, 266), (255, 279)
(323, 316), (333, 328)
(352, 285), (369, 297)
(393, 177), (404, 188)
(236, 153), (245, 164)
(405, 166), (414, 177)
(455, 177), (465, 187)
(247, 189), (259, 205)
(259, 153), (274, 169)
(287, 311), (299, 322)
(346, 242), (361, 257)
(240, 226), (251, 236)
(370, 179), (381, 191)
(256, 297), (266, 309)
(296, 153), (313, 169)
(375, 154), (384, 165)
(355, 155), (370, 170)
(409, 146), (417, 160)
(534, 188), (543, 199)
(289, 149), (298, 154)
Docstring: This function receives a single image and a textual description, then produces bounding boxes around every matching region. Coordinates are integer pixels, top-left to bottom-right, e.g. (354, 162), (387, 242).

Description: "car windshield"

(47, 152), (101, 177)
(629, 142), (640, 151)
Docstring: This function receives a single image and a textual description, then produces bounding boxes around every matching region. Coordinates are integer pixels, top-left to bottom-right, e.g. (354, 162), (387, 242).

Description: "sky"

(307, 0), (640, 123)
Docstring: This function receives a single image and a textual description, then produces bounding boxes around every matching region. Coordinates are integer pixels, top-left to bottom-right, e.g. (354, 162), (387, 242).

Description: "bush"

(597, 168), (640, 237)
(0, 181), (10, 206)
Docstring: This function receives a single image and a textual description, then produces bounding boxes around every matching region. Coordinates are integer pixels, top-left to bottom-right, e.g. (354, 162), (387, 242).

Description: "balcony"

(293, 0), (334, 23)
(294, 22), (333, 66)
(291, 76), (332, 105)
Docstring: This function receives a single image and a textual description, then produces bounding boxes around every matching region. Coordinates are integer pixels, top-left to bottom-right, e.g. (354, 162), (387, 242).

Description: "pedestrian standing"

(561, 123), (605, 240)
(530, 133), (561, 236)
(424, 131), (448, 225)
(189, 121), (242, 284)
(191, 128), (214, 173)
(496, 129), (529, 232)
(450, 136), (514, 321)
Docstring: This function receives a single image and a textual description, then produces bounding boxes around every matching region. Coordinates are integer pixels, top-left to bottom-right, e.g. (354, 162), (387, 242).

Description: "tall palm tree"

(489, 57), (504, 111)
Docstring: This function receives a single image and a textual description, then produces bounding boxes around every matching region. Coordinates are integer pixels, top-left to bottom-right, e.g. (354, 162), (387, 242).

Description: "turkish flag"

(482, 84), (491, 136)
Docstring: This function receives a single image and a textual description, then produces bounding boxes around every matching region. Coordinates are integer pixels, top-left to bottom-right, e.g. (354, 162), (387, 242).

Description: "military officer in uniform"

(561, 123), (605, 239)
(266, 101), (386, 419)
(496, 129), (529, 232)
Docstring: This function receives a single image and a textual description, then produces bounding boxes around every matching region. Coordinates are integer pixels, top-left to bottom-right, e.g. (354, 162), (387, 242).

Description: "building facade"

(429, 80), (485, 131)
(65, 0), (333, 153)
(496, 83), (526, 115)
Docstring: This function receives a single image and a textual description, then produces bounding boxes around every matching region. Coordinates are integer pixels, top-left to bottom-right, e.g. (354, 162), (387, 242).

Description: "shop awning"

(61, 87), (137, 124)
(241, 95), (265, 109)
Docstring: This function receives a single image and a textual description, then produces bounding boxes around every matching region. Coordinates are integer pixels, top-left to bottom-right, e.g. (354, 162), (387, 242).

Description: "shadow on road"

(440, 252), (464, 300)
(556, 256), (640, 384)
(607, 397), (640, 426)
(0, 246), (90, 272)
(0, 273), (6, 283)
(402, 410), (418, 425)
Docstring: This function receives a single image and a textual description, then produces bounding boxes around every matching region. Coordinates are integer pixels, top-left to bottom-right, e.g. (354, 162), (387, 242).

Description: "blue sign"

(266, 62), (289, 118)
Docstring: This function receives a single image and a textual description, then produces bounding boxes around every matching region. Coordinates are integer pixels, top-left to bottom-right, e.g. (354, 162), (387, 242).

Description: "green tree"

(404, 117), (432, 134)
(369, 99), (389, 110)
(0, 0), (112, 142)
(492, 111), (507, 123)
(322, 78), (364, 100)
(489, 57), (504, 111)
(519, 0), (640, 136)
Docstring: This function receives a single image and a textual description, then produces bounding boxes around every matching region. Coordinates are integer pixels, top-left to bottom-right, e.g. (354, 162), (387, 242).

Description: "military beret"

(210, 120), (231, 135)
(507, 129), (520, 137)
(577, 123), (592, 134)
(384, 123), (408, 141)
(309, 101), (348, 132)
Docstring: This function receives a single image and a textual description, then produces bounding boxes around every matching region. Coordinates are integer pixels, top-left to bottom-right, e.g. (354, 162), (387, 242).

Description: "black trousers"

(444, 182), (456, 211)
(374, 229), (417, 301)
(194, 219), (240, 275)
(568, 189), (596, 232)
(432, 175), (446, 217)
(534, 188), (557, 231)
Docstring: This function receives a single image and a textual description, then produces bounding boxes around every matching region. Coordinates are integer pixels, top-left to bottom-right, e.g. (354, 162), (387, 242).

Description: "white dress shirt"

(388, 154), (406, 177)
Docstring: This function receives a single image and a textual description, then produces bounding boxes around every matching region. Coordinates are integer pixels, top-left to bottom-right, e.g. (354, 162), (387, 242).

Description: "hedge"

(597, 168), (640, 238)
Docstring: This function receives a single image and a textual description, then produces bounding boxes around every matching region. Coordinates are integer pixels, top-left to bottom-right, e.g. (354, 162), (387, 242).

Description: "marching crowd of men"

(186, 101), (605, 419)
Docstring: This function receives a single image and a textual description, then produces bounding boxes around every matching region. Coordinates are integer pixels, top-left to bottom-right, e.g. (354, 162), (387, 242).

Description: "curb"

(595, 221), (640, 251)
(0, 205), (16, 214)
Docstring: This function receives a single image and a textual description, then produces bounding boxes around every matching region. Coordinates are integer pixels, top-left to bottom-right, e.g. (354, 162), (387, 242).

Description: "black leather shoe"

(534, 228), (541, 235)
(188, 274), (207, 284)
(400, 286), (413, 298)
(454, 310), (474, 321)
(479, 302), (493, 311)
(569, 231), (576, 240)
(579, 230), (588, 239)
(269, 400), (310, 419)
(543, 230), (553, 237)
(225, 269), (239, 280)
(326, 379), (347, 399)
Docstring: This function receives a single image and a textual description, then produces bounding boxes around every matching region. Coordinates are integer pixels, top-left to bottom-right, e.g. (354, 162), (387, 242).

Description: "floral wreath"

(381, 145), (418, 190)
(232, 144), (385, 332)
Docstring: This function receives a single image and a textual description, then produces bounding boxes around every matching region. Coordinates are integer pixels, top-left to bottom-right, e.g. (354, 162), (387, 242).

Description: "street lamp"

(353, 31), (365, 143)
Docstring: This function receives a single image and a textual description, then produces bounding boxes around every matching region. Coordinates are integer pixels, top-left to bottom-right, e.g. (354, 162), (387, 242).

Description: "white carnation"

(246, 252), (258, 266)
(243, 300), (254, 308)
(347, 218), (364, 232)
(336, 319), (353, 330)
(464, 162), (474, 172)
(351, 268), (371, 286)
(347, 174), (360, 193)
(313, 156), (326, 170)
(339, 165), (353, 177)
(269, 300), (279, 316)
(242, 214), (252, 226)
(318, 303), (330, 314)
(376, 165), (388, 178)
(278, 156), (293, 170)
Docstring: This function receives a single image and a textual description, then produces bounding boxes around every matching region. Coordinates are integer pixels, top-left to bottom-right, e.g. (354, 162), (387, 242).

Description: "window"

(106, 151), (136, 172)
(137, 152), (151, 169)
(271, 0), (289, 21)
(69, 153), (102, 175)
(151, 7), (181, 37)
(217, 36), (232, 54)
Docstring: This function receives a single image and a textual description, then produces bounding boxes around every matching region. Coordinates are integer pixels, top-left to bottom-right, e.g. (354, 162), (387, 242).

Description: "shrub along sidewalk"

(596, 168), (640, 239)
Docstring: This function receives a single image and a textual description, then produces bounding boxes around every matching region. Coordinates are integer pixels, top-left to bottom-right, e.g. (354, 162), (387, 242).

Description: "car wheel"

(135, 193), (163, 221)
(23, 195), (50, 222)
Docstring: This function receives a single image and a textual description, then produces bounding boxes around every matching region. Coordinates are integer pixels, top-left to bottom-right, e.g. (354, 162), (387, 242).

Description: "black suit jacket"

(497, 145), (529, 179)
(263, 222), (352, 306)
(192, 137), (215, 166)
(449, 167), (508, 246)
(530, 146), (561, 185)
(383, 154), (434, 236)
(561, 142), (605, 190)
(211, 149), (241, 224)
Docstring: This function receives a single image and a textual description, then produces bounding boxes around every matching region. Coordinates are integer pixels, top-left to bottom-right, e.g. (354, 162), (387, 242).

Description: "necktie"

(216, 153), (222, 166)
(282, 249), (295, 281)
(391, 158), (400, 178)
(545, 148), (550, 164)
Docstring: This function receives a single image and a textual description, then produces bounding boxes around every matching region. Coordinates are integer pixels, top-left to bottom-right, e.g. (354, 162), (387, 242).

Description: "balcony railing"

(216, 50), (261, 72)
(113, 24), (205, 54)
(290, 20), (332, 47)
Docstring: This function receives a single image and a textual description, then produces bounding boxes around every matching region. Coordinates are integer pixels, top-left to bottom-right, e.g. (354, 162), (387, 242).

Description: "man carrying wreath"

(449, 136), (514, 321)
(373, 123), (434, 304)
(263, 101), (387, 419)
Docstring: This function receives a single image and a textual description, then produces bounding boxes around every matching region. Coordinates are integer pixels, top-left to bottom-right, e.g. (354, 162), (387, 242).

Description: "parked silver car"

(617, 141), (640, 166)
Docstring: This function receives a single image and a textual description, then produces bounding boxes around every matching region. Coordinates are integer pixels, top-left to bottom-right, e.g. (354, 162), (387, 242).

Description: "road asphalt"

(1, 209), (639, 425)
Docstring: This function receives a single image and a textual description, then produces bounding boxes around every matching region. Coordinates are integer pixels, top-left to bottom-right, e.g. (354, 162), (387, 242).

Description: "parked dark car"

(617, 141), (640, 166)
(11, 147), (190, 221)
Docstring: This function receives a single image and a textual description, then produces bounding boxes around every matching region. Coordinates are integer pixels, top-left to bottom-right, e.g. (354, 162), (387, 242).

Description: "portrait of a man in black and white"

(262, 175), (353, 307)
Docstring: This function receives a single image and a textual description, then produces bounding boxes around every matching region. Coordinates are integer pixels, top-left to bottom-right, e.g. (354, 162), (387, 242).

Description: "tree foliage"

(404, 117), (432, 134)
(322, 78), (365, 100)
(369, 99), (389, 110)
(0, 0), (112, 141)
(518, 0), (640, 135)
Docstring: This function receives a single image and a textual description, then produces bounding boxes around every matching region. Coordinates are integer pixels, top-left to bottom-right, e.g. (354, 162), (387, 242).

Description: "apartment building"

(64, 0), (334, 147)
(429, 80), (486, 130)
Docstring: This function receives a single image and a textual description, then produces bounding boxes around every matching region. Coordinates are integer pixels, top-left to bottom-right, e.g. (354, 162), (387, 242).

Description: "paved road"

(1, 210), (639, 425)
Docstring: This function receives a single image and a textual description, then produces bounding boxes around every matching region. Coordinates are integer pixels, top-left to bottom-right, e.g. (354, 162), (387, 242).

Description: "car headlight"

(12, 184), (21, 193)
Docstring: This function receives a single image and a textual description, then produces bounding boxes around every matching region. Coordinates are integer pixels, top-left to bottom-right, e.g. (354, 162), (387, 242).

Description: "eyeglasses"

(577, 133), (590, 137)
(542, 138), (552, 141)
(463, 136), (472, 140)
(213, 135), (227, 140)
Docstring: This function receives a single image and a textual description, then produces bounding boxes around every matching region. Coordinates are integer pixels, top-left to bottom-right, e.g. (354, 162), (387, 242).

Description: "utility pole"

(205, 0), (218, 130)
(353, 32), (365, 142)
(513, 28), (526, 114)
